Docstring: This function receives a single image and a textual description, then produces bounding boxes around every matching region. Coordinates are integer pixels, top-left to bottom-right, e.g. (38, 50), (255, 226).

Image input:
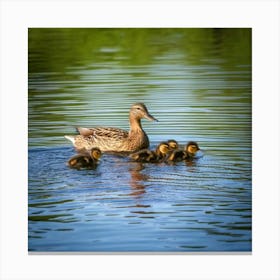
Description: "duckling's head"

(156, 142), (171, 156)
(167, 139), (179, 150)
(90, 148), (102, 160)
(185, 141), (200, 156)
(130, 103), (158, 122)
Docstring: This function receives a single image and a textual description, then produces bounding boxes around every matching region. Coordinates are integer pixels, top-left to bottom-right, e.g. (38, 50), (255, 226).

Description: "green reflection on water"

(29, 28), (251, 73)
(28, 28), (251, 148)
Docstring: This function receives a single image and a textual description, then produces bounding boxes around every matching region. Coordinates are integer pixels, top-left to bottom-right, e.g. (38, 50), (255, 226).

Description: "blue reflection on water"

(28, 145), (251, 252)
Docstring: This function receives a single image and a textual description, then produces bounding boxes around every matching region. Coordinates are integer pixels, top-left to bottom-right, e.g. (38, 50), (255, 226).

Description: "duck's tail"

(64, 135), (76, 144)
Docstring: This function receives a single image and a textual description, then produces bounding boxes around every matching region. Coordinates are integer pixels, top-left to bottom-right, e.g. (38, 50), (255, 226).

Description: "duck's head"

(90, 147), (102, 160)
(156, 142), (171, 156)
(167, 139), (179, 150)
(130, 103), (158, 122)
(185, 141), (200, 156)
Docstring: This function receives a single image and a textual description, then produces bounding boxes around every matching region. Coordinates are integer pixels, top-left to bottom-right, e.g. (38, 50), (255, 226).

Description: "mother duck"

(64, 103), (158, 153)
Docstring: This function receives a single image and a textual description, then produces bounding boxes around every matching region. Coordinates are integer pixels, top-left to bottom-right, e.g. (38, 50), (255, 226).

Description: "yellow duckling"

(155, 142), (172, 161)
(64, 103), (158, 153)
(167, 141), (200, 162)
(67, 147), (102, 170)
(129, 142), (171, 163)
(167, 139), (179, 150)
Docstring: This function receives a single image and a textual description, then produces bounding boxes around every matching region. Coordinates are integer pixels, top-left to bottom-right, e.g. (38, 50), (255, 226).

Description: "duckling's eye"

(136, 107), (141, 110)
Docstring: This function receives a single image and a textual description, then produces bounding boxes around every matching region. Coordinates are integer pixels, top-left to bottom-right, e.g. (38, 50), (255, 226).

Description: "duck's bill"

(145, 113), (158, 122)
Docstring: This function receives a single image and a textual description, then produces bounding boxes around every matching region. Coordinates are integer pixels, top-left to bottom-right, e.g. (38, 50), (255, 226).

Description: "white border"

(1, 0), (279, 279)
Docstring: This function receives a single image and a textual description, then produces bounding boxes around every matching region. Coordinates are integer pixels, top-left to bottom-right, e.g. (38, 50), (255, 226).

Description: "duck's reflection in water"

(128, 162), (150, 197)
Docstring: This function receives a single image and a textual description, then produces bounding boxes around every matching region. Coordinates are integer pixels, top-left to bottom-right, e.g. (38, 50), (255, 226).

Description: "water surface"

(28, 28), (251, 252)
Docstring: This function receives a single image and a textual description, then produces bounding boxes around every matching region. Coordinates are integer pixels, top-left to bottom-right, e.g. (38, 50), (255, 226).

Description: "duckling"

(185, 141), (200, 159)
(167, 139), (179, 150)
(129, 142), (171, 163)
(67, 147), (102, 170)
(155, 141), (171, 162)
(166, 141), (200, 162)
(129, 149), (156, 162)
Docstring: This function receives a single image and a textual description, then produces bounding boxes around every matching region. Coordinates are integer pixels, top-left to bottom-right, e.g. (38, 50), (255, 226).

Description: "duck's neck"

(129, 115), (143, 132)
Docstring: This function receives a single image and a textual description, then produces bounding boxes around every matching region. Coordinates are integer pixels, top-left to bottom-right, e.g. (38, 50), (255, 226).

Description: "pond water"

(28, 28), (252, 252)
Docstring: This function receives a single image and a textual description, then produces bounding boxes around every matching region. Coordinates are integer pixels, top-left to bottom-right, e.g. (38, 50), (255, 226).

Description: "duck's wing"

(76, 127), (94, 136)
(76, 127), (129, 140)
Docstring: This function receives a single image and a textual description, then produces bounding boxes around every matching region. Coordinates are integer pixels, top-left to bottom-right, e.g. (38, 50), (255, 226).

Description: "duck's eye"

(136, 107), (141, 110)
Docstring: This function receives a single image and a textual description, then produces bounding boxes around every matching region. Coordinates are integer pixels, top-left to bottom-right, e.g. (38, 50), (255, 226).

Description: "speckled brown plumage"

(65, 103), (157, 153)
